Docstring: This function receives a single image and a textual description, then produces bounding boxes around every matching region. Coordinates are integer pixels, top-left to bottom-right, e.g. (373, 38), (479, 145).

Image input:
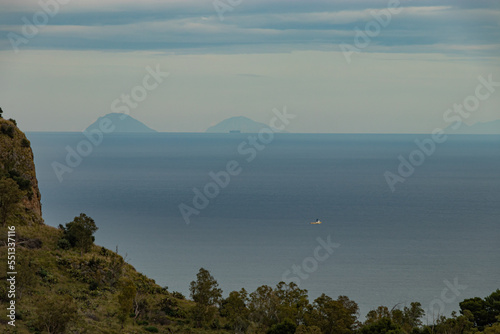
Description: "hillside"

(86, 113), (157, 133)
(0, 223), (195, 333)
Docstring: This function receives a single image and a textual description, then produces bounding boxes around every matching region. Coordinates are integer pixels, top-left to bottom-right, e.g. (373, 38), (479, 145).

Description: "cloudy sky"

(0, 0), (499, 132)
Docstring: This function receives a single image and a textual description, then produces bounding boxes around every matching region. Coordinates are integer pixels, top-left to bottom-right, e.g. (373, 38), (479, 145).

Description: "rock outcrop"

(0, 118), (43, 225)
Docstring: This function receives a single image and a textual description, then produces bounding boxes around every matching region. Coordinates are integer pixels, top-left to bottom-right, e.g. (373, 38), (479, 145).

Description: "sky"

(0, 0), (499, 133)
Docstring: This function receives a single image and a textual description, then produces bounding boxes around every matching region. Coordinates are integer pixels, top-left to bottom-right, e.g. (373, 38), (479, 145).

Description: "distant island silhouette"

(85, 113), (157, 133)
(206, 116), (286, 133)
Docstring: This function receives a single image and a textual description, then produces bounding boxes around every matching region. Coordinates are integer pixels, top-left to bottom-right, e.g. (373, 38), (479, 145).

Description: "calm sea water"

(26, 132), (500, 319)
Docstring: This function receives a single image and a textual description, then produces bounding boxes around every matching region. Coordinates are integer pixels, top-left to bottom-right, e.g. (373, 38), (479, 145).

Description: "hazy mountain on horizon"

(446, 119), (500, 135)
(206, 116), (284, 133)
(85, 113), (157, 133)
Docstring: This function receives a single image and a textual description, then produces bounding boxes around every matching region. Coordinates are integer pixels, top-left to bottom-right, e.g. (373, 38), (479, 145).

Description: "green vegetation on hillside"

(0, 178), (25, 225)
(1, 215), (499, 333)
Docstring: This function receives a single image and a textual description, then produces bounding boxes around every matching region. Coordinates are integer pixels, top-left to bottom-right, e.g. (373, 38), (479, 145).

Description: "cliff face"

(0, 118), (43, 225)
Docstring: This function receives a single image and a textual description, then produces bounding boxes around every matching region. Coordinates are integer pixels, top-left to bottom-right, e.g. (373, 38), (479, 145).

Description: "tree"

(402, 302), (424, 330)
(60, 213), (98, 254)
(190, 267), (223, 306)
(117, 280), (137, 328)
(295, 324), (322, 334)
(485, 290), (500, 323)
(189, 268), (222, 327)
(0, 177), (24, 225)
(365, 306), (391, 326)
(133, 290), (148, 323)
(364, 303), (423, 333)
(460, 289), (500, 331)
(305, 294), (359, 334)
(360, 317), (401, 334)
(274, 281), (310, 325)
(267, 318), (297, 334)
(483, 316), (500, 334)
(159, 296), (180, 317)
(35, 295), (78, 334)
(220, 288), (250, 333)
(460, 297), (488, 329)
(246, 282), (310, 331)
(0, 107), (3, 118)
(249, 285), (280, 328)
(427, 310), (475, 334)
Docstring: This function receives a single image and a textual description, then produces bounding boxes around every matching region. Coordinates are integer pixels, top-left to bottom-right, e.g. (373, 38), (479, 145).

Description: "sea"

(26, 132), (500, 321)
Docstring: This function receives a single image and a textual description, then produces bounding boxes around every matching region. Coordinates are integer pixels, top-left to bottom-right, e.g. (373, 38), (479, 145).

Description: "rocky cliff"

(0, 117), (43, 225)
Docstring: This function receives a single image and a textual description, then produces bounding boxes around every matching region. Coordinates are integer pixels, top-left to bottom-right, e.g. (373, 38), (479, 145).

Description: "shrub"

(144, 326), (159, 333)
(61, 213), (98, 254)
(88, 256), (104, 269)
(56, 258), (71, 268)
(12, 176), (30, 192)
(153, 314), (171, 325)
(57, 238), (71, 250)
(100, 246), (110, 256)
(89, 280), (99, 291)
(15, 311), (23, 320)
(172, 291), (185, 300)
(8, 170), (32, 194)
(105, 255), (124, 287)
(117, 280), (136, 327)
(35, 267), (57, 284)
(159, 297), (179, 317)
(21, 138), (30, 148)
(1, 123), (14, 138)
(37, 268), (48, 278)
(8, 118), (17, 126)
(34, 295), (78, 334)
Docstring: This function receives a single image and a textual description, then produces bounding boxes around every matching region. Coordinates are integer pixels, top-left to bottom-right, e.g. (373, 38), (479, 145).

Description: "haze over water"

(28, 132), (500, 319)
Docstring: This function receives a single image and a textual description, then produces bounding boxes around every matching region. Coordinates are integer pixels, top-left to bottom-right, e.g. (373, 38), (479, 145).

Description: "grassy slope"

(0, 223), (229, 334)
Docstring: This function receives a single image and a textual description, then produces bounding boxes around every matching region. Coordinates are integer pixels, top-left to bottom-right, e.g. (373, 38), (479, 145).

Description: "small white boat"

(310, 219), (322, 225)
